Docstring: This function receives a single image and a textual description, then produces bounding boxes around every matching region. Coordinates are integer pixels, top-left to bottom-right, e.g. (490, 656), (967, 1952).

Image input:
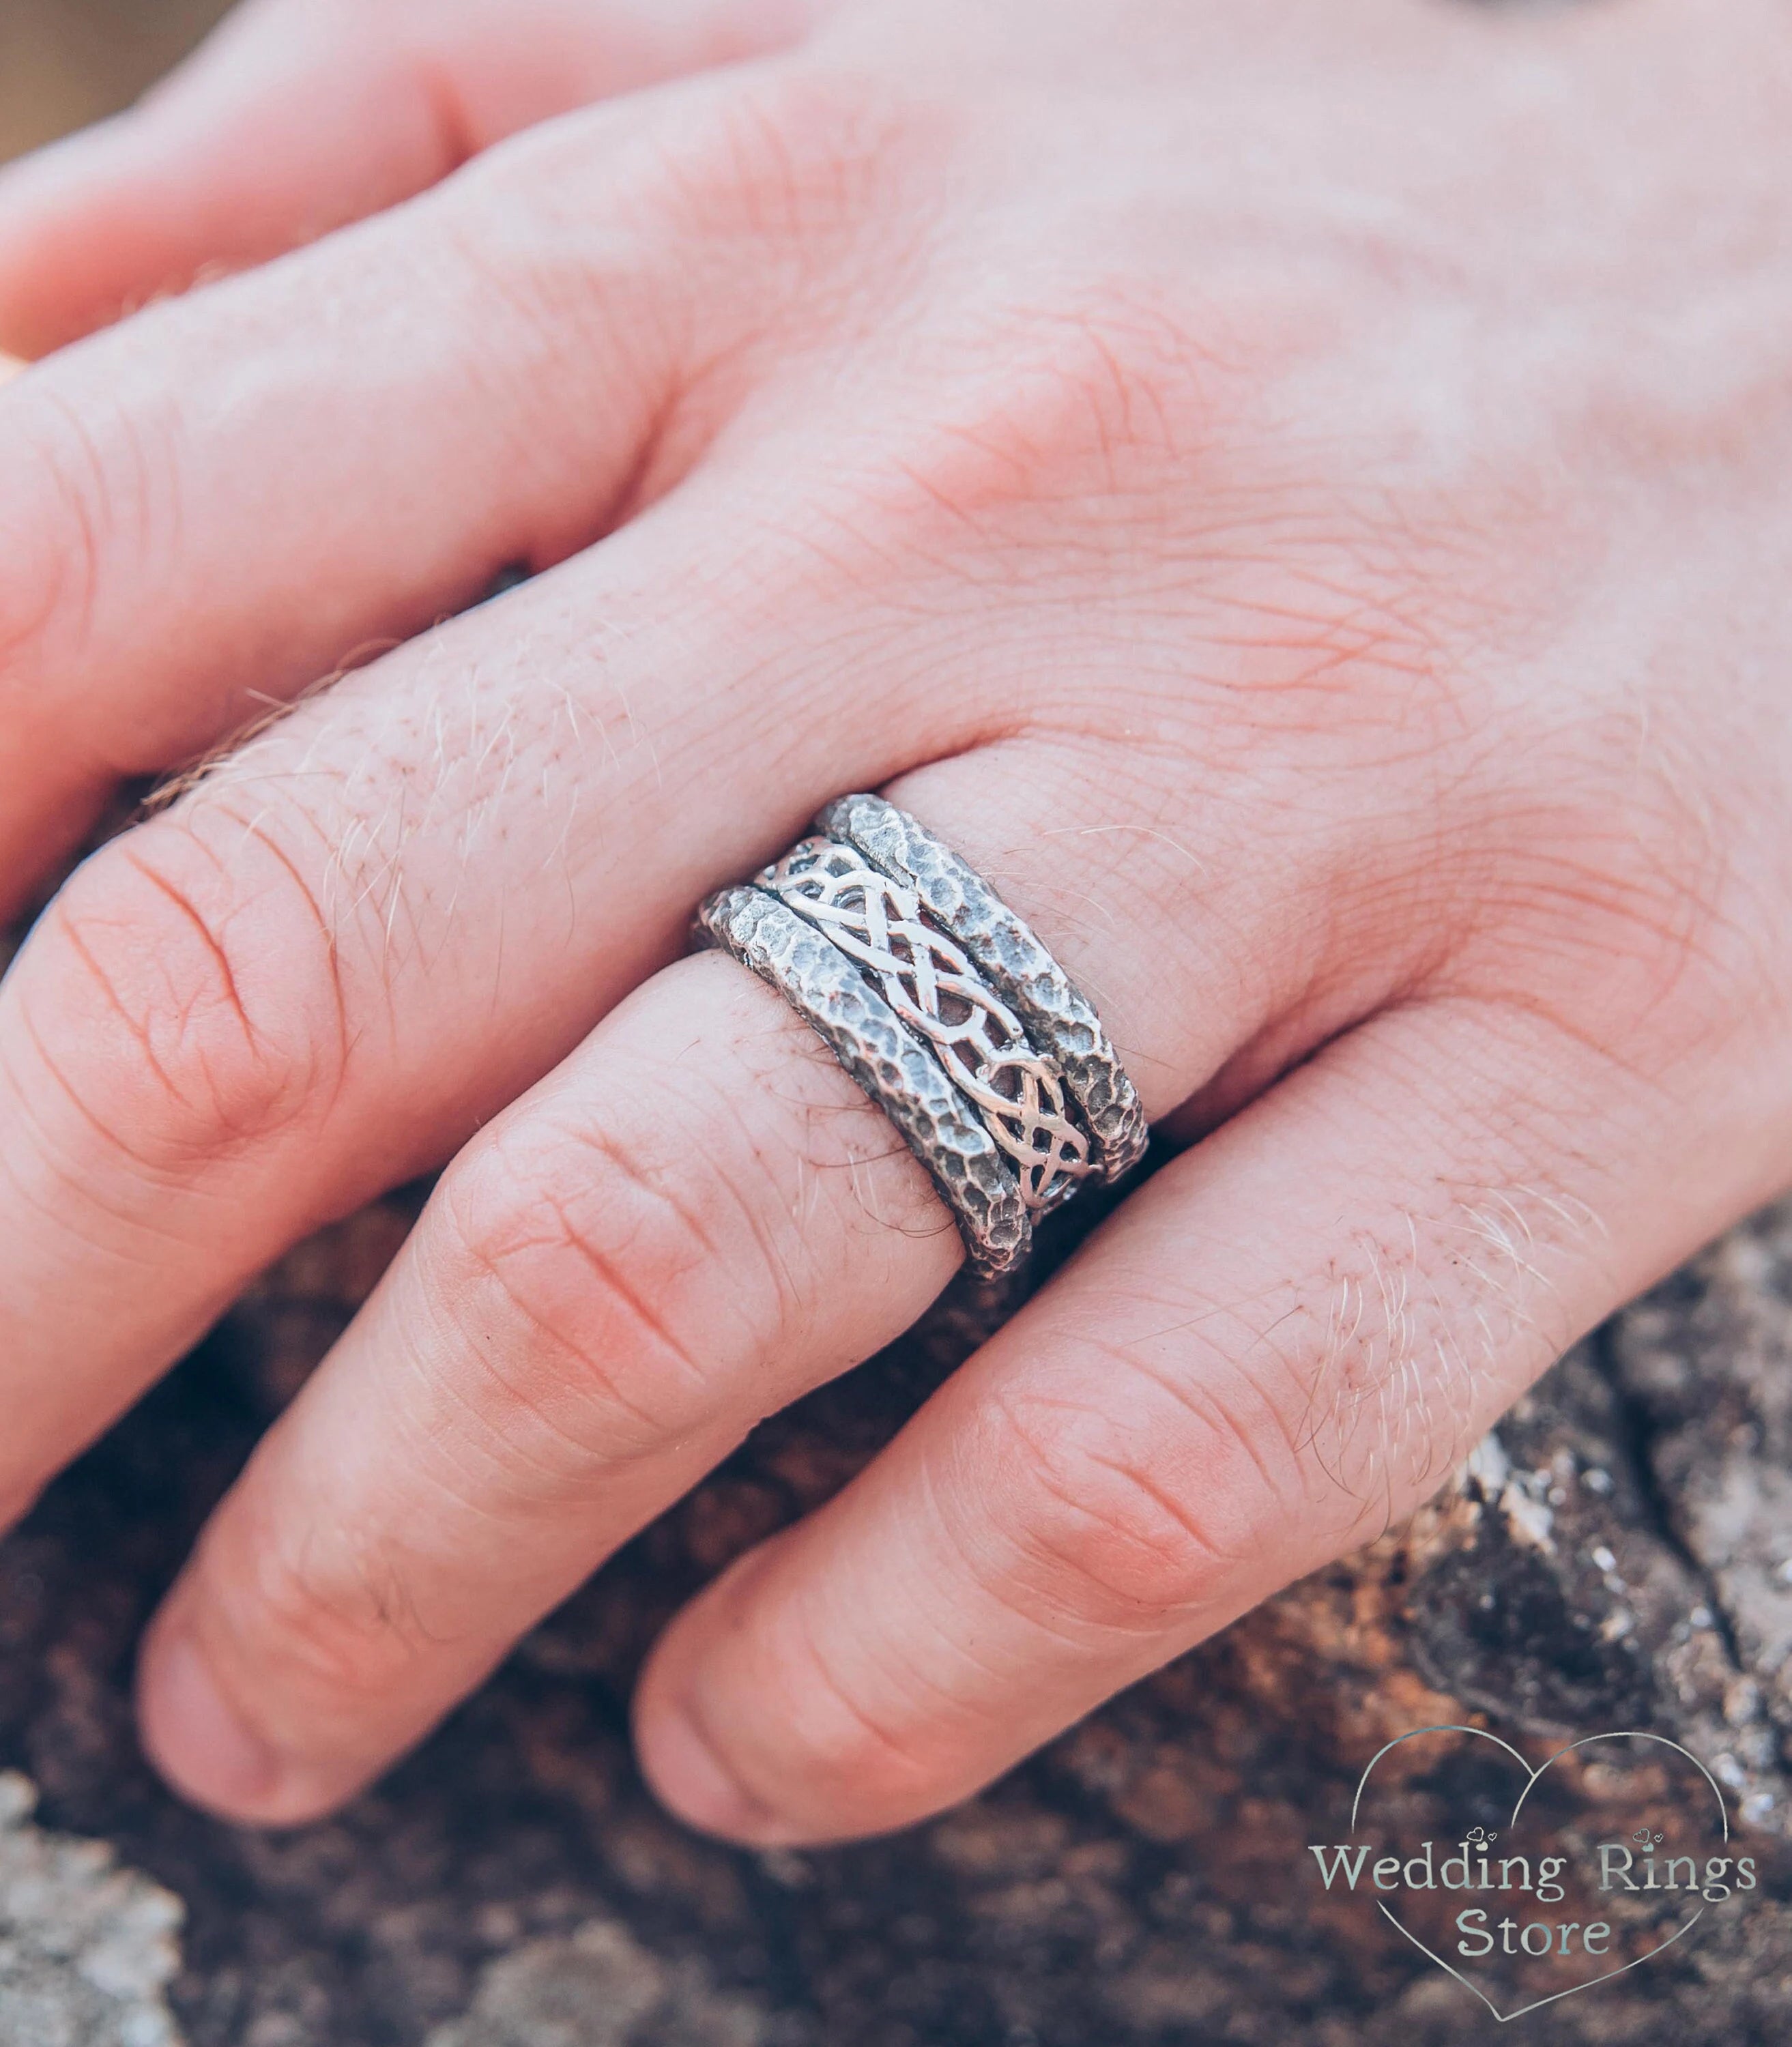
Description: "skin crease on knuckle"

(147, 972), (960, 1798)
(653, 1019), (1642, 1829)
(406, 983), (953, 1505)
(948, 1155), (1588, 1655)
(0, 50), (920, 824)
(427, 1097), (794, 1485)
(788, 13), (1792, 1109)
(7, 0), (1792, 1840)
(0, 391), (117, 718)
(444, 50), (943, 429)
(659, 1161), (1601, 1831)
(17, 811), (350, 1184)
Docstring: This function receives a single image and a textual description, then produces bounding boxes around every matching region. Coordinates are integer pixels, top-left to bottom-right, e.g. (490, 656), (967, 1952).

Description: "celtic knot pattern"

(818, 794), (1148, 1182)
(764, 839), (1094, 1210)
(698, 884), (1028, 1274)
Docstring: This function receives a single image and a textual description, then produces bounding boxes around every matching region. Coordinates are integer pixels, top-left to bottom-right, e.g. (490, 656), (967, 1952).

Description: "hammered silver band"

(816, 796), (1149, 1182)
(695, 796), (1146, 1275)
(760, 837), (1093, 1213)
(697, 885), (1030, 1275)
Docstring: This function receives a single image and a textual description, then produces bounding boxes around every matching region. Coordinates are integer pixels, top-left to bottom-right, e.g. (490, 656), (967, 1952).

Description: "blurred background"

(1, 0), (229, 163)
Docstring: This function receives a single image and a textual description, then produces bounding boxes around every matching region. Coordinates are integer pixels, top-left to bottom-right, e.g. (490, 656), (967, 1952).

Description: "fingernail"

(139, 1625), (285, 1820)
(640, 1699), (794, 1846)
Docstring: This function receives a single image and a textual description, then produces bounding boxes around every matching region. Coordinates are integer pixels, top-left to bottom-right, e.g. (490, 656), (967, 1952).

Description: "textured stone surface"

(6, 1182), (1792, 2044)
(0, 1771), (184, 2047)
(423, 1919), (768, 2047)
(1613, 1215), (1792, 1747)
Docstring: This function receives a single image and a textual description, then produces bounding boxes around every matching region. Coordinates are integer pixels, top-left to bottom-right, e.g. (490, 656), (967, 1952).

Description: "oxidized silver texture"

(815, 794), (1149, 1180)
(762, 837), (1093, 1213)
(695, 885), (1030, 1276)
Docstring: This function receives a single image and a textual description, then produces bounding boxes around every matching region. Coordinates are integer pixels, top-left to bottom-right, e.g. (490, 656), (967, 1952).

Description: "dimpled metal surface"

(762, 837), (1093, 1213)
(695, 886), (1030, 1276)
(816, 795), (1150, 1181)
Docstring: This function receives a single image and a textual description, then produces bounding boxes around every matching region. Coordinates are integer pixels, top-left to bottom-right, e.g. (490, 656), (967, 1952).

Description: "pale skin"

(0, 0), (1789, 1845)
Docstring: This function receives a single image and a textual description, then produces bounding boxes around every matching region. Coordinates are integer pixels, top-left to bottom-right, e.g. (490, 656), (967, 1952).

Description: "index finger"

(0, 74), (776, 912)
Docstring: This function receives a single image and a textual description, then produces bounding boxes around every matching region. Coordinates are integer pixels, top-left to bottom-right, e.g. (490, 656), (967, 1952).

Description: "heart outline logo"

(1348, 1725), (1730, 2023)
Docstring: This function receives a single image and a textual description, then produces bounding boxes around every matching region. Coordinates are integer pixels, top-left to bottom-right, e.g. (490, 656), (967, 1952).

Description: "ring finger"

(124, 712), (1434, 1823)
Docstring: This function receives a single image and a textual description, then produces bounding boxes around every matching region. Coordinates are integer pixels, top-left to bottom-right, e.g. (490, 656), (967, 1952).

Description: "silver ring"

(695, 884), (1031, 1275)
(760, 837), (1095, 1213)
(696, 797), (1146, 1274)
(815, 794), (1148, 1181)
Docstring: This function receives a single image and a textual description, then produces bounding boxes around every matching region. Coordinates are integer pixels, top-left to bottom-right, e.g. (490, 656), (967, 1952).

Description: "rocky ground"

(4, 2), (1791, 2038)
(3, 1179), (1792, 2046)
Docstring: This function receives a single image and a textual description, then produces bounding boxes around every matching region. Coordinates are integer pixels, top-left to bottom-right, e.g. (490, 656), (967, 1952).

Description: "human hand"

(1, 0), (1790, 1846)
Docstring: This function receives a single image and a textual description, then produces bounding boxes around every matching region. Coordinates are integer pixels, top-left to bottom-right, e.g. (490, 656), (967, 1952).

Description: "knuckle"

(974, 1365), (1258, 1631)
(846, 281), (1216, 578)
(25, 813), (346, 1176)
(434, 1102), (775, 1468)
(218, 1521), (431, 1719)
(0, 375), (177, 731)
(651, 62), (927, 248)
(779, 1674), (940, 1812)
(715, 1600), (945, 1814)
(1460, 734), (1757, 1064)
(452, 57), (923, 295)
